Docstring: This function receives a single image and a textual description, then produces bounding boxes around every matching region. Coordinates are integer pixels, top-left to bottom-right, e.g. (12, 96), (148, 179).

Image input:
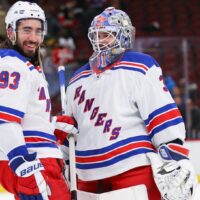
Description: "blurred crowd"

(164, 74), (200, 138)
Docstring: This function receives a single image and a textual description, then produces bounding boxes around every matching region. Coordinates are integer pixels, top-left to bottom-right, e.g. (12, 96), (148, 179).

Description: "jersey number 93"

(0, 70), (20, 90)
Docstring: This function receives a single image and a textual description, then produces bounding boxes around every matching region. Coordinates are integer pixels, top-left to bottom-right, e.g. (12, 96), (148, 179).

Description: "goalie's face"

(97, 31), (116, 50)
(88, 27), (119, 53)
(12, 19), (43, 57)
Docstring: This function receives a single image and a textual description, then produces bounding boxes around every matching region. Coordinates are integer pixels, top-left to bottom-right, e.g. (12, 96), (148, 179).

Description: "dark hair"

(0, 39), (12, 48)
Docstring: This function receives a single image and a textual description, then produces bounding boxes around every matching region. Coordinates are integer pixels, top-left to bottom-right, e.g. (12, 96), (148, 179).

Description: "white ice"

(0, 192), (14, 200)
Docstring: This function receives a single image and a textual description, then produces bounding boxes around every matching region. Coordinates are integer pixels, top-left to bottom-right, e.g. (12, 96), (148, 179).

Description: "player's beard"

(20, 41), (39, 58)
(15, 34), (40, 58)
(13, 42), (40, 67)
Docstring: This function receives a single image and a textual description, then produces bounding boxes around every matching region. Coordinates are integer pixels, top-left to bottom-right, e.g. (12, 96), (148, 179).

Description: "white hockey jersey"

(65, 50), (186, 181)
(0, 49), (62, 160)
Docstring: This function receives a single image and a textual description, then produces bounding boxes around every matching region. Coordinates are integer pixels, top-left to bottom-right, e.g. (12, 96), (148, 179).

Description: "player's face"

(97, 31), (116, 49)
(16, 19), (43, 57)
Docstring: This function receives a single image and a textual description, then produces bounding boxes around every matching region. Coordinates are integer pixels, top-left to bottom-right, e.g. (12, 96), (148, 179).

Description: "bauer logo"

(20, 162), (43, 176)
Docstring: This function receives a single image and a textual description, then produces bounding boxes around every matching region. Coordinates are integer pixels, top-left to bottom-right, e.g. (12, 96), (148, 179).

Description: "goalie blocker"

(77, 185), (148, 200)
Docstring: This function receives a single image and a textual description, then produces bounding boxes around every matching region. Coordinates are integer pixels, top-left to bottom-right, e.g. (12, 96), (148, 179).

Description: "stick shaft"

(69, 135), (78, 199)
(58, 66), (66, 114)
(58, 66), (77, 200)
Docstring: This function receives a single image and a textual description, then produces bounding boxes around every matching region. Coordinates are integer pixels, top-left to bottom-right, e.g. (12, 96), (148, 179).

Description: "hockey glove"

(8, 146), (50, 200)
(147, 143), (198, 200)
(53, 115), (78, 148)
(53, 115), (78, 187)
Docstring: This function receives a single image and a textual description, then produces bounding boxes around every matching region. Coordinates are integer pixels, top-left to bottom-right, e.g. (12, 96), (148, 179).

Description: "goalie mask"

(88, 7), (135, 71)
(5, 1), (47, 45)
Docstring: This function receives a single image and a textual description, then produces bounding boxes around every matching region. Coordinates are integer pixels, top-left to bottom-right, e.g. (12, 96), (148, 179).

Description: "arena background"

(0, 0), (200, 199)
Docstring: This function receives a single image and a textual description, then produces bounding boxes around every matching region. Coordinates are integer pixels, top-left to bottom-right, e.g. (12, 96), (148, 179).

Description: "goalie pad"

(77, 185), (148, 200)
(147, 144), (198, 200)
(192, 184), (200, 200)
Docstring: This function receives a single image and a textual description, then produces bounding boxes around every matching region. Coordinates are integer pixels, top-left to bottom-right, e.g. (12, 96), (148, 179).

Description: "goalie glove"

(147, 143), (198, 200)
(8, 146), (50, 200)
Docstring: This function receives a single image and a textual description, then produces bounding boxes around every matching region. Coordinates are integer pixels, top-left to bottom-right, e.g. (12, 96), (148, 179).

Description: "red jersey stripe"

(146, 109), (181, 133)
(168, 144), (189, 156)
(76, 141), (155, 163)
(0, 112), (21, 123)
(119, 61), (149, 71)
(25, 137), (56, 144)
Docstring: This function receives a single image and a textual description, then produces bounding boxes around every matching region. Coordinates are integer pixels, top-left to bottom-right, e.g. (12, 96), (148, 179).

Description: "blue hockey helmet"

(88, 7), (135, 54)
(88, 7), (135, 70)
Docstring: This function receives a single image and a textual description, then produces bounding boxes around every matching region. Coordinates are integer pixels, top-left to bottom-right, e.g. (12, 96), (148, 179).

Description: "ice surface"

(0, 192), (14, 200)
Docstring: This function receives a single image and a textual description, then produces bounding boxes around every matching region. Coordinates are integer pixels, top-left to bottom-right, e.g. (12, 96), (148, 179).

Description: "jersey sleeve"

(134, 60), (185, 147)
(0, 51), (33, 157)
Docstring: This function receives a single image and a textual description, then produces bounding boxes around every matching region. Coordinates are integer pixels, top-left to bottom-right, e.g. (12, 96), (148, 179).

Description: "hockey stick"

(58, 66), (78, 200)
(58, 66), (66, 115)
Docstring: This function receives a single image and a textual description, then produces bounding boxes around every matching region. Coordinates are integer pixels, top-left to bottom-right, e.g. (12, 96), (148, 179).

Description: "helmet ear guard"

(6, 26), (16, 45)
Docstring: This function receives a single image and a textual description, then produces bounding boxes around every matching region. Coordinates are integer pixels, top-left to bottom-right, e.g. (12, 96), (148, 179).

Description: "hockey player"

(0, 1), (70, 200)
(56, 7), (200, 200)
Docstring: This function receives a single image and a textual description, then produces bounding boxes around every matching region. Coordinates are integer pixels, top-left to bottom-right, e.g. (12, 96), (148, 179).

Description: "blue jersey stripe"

(144, 103), (177, 125)
(0, 49), (34, 72)
(69, 73), (92, 86)
(0, 105), (24, 118)
(0, 49), (27, 63)
(29, 66), (35, 71)
(111, 66), (146, 75)
(23, 131), (56, 141)
(149, 117), (184, 139)
(76, 135), (151, 156)
(122, 51), (160, 68)
(26, 142), (58, 148)
(76, 148), (154, 169)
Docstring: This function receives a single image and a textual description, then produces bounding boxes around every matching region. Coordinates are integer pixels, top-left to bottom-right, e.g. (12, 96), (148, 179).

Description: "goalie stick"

(58, 66), (78, 200)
